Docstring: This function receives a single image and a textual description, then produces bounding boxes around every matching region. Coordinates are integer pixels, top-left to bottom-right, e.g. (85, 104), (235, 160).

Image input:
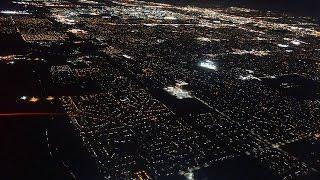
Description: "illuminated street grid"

(1, 0), (320, 179)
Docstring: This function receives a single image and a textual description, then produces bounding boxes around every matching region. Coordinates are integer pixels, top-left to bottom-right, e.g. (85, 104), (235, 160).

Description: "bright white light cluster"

(0, 10), (30, 15)
(164, 81), (192, 99)
(199, 59), (217, 70)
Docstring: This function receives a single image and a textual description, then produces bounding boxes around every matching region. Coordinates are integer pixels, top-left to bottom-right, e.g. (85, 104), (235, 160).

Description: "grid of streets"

(1, 0), (320, 179)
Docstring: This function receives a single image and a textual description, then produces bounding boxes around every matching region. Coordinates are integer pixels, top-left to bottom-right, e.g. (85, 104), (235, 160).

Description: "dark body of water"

(0, 117), (69, 180)
(0, 114), (100, 180)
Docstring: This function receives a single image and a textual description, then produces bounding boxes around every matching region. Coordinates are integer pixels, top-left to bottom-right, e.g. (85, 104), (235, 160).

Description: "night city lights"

(0, 0), (320, 180)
